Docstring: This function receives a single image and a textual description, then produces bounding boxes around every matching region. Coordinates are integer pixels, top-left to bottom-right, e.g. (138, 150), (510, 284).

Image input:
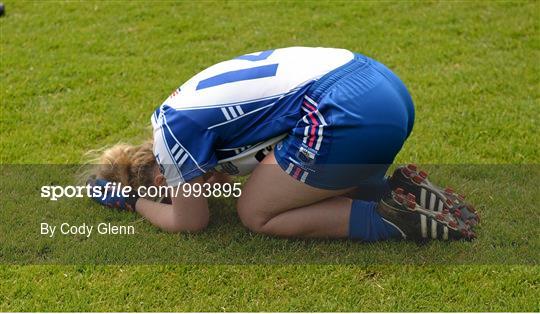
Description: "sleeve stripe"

(221, 107), (231, 120)
(178, 153), (189, 166)
(228, 106), (238, 118)
(171, 143), (180, 155)
(173, 148), (185, 162)
(162, 114), (207, 174)
(208, 102), (275, 130)
(160, 123), (184, 183)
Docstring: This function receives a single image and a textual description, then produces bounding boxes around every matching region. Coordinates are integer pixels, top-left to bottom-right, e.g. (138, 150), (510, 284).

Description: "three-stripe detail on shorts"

(301, 95), (327, 151)
(290, 95), (330, 184)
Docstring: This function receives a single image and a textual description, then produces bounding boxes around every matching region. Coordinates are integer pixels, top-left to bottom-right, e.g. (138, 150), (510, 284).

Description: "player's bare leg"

(237, 152), (355, 238)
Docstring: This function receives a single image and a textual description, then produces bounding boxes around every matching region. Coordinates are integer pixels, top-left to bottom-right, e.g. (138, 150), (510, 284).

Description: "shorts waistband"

(307, 53), (371, 102)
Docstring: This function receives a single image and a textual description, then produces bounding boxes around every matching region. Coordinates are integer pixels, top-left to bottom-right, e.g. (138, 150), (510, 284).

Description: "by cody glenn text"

(40, 222), (135, 238)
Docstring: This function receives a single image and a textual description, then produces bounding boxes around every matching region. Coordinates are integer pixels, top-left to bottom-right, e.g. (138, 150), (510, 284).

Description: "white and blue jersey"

(151, 47), (354, 186)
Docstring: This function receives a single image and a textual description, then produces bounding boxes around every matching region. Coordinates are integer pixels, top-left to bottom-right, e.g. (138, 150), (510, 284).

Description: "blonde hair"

(87, 140), (156, 189)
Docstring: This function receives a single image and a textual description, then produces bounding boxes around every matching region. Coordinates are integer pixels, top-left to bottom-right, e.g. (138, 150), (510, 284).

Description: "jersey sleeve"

(151, 105), (218, 186)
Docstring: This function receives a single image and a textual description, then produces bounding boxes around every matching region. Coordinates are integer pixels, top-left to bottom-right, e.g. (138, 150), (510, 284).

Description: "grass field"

(1, 0), (539, 312)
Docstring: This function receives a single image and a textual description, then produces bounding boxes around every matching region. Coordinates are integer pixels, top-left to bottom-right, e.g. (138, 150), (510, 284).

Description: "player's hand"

(86, 176), (138, 212)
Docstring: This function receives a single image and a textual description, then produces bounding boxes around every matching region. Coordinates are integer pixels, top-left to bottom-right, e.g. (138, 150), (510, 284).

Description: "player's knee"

(236, 199), (270, 234)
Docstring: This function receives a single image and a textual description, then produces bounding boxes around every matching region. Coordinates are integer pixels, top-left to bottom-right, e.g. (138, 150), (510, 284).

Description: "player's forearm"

(135, 198), (209, 233)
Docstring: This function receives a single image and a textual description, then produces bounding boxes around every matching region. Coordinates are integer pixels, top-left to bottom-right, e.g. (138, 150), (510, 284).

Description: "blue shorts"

(274, 53), (415, 190)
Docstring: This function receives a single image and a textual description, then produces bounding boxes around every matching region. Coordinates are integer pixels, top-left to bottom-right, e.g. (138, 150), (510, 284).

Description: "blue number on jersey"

(234, 49), (274, 61)
(196, 50), (278, 90)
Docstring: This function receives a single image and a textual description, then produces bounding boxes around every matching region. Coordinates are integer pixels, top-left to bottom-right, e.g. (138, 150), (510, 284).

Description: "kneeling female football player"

(88, 47), (479, 242)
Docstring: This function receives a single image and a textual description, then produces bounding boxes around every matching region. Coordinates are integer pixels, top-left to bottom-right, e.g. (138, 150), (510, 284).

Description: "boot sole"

(398, 164), (480, 226)
(391, 188), (476, 241)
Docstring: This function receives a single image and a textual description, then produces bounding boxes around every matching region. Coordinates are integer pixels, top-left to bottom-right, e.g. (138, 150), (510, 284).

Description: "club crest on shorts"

(296, 145), (317, 165)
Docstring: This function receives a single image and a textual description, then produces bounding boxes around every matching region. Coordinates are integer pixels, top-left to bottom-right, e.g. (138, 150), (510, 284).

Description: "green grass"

(1, 0), (539, 311)
(1, 265), (538, 312)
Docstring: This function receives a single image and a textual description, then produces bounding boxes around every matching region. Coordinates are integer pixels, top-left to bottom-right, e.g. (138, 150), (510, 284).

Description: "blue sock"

(349, 199), (403, 242)
(354, 177), (391, 202)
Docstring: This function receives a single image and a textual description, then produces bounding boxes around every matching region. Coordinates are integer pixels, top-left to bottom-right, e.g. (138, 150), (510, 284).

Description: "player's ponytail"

(85, 140), (156, 189)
